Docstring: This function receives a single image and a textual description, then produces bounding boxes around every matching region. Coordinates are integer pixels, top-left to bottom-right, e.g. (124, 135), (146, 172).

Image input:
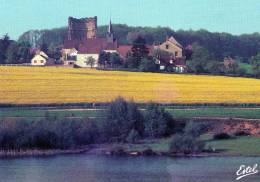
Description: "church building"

(62, 17), (117, 67)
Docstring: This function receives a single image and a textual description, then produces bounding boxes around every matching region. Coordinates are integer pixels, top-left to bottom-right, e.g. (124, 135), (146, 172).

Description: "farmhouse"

(154, 37), (186, 72)
(31, 51), (49, 66)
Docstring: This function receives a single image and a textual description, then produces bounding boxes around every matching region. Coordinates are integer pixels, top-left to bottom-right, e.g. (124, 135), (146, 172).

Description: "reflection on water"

(0, 155), (259, 182)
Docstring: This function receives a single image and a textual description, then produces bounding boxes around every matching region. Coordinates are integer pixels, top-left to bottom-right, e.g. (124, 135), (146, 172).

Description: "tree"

(40, 42), (48, 53)
(98, 51), (107, 68)
(169, 122), (209, 154)
(86, 56), (96, 68)
(110, 52), (122, 67)
(17, 41), (32, 63)
(5, 42), (19, 64)
(131, 36), (149, 68)
(143, 103), (173, 138)
(187, 43), (211, 73)
(206, 61), (224, 75)
(139, 58), (158, 72)
(251, 53), (260, 77)
(101, 97), (144, 142)
(0, 34), (11, 64)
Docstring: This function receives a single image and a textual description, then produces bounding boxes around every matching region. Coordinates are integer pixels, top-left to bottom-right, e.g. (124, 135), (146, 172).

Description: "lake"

(0, 155), (259, 182)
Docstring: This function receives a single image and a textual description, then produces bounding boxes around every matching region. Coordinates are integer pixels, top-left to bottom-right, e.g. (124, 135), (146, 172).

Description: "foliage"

(86, 56), (96, 68)
(143, 103), (174, 138)
(126, 129), (140, 143)
(131, 36), (149, 68)
(169, 133), (205, 154)
(98, 51), (122, 68)
(98, 51), (108, 67)
(0, 118), (98, 150)
(213, 133), (232, 140)
(187, 43), (211, 73)
(169, 121), (208, 154)
(101, 97), (144, 142)
(251, 53), (260, 77)
(110, 52), (122, 67)
(184, 121), (210, 138)
(139, 58), (158, 72)
(0, 35), (32, 64)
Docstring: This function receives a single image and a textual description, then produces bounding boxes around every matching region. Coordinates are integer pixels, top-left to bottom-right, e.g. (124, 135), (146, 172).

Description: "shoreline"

(1, 146), (260, 159)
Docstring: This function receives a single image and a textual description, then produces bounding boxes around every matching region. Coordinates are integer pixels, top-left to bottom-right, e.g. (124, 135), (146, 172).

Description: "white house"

(75, 53), (99, 68)
(31, 52), (49, 66)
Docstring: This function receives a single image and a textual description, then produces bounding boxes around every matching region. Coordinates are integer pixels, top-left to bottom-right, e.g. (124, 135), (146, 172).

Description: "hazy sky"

(0, 0), (259, 39)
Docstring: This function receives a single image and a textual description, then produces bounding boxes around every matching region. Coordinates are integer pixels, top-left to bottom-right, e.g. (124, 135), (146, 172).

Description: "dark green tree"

(131, 36), (149, 68)
(102, 97), (144, 142)
(143, 103), (173, 138)
(187, 43), (211, 73)
(139, 58), (158, 72)
(0, 34), (11, 64)
(251, 53), (260, 77)
(110, 52), (122, 67)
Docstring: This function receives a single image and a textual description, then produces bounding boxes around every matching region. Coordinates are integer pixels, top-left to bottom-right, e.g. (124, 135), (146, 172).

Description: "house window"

(34, 60), (37, 63)
(41, 60), (44, 63)
(165, 44), (169, 49)
(175, 51), (178, 57)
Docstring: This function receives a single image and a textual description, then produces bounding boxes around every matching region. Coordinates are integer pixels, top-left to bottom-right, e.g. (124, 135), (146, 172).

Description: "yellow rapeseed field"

(1, 66), (260, 104)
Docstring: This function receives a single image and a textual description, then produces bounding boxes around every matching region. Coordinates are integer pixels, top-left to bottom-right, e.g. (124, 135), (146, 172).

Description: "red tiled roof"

(64, 38), (118, 54)
(117, 45), (154, 58)
(117, 45), (132, 58)
(63, 39), (81, 49)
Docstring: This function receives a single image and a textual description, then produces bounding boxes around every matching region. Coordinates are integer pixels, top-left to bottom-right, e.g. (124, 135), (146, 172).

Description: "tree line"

(0, 97), (211, 154)
(18, 24), (260, 62)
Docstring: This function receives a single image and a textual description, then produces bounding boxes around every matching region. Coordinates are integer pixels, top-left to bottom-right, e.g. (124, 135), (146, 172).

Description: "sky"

(0, 0), (260, 40)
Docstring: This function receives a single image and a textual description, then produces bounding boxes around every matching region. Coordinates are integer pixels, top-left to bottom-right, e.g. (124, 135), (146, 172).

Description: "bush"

(126, 129), (140, 143)
(213, 133), (232, 140)
(169, 134), (205, 154)
(234, 131), (250, 136)
(184, 121), (210, 137)
(101, 97), (144, 142)
(143, 103), (174, 138)
(0, 118), (99, 150)
(138, 58), (158, 72)
(169, 121), (208, 154)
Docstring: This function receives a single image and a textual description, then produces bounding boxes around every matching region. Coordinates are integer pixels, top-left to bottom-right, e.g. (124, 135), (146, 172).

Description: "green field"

(238, 62), (253, 74)
(203, 135), (260, 156)
(108, 136), (260, 156)
(2, 107), (260, 120)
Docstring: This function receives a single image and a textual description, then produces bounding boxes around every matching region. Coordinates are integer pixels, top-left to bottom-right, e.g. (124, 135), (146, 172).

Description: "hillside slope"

(1, 66), (260, 104)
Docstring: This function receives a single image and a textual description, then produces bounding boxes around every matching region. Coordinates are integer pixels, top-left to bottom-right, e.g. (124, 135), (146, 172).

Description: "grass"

(166, 107), (260, 119)
(203, 135), (260, 156)
(238, 62), (253, 74)
(2, 107), (260, 120)
(2, 66), (260, 104)
(112, 135), (260, 156)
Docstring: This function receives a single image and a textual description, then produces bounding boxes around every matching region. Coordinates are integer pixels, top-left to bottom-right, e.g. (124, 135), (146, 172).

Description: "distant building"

(61, 48), (78, 66)
(154, 36), (183, 58)
(31, 51), (49, 66)
(63, 17), (118, 68)
(223, 57), (236, 70)
(68, 16), (97, 40)
(154, 36), (186, 73)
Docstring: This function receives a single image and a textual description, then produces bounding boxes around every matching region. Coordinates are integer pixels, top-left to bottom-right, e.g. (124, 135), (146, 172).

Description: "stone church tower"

(67, 16), (97, 40)
(86, 16), (97, 39)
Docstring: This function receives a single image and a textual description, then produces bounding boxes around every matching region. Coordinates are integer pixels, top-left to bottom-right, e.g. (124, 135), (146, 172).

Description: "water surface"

(0, 155), (259, 182)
